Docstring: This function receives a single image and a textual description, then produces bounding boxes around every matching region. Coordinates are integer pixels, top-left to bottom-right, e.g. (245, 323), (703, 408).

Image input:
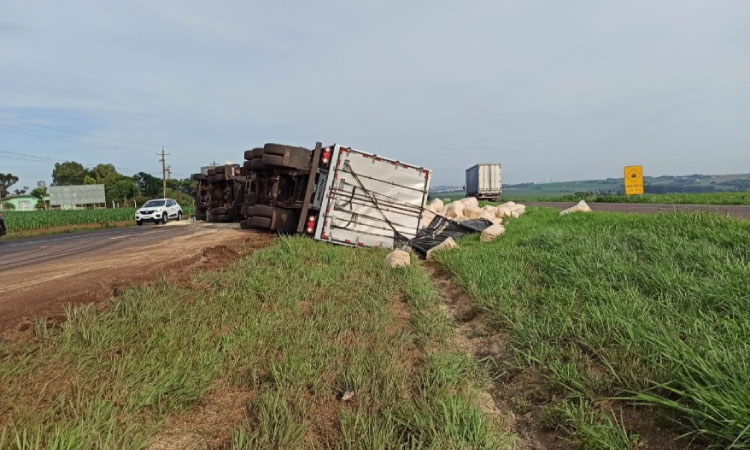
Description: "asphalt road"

(525, 202), (750, 219)
(0, 222), (265, 336)
(0, 224), (199, 271)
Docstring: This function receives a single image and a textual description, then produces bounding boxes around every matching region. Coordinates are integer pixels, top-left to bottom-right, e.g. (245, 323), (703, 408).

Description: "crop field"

(432, 208), (750, 448)
(2, 209), (136, 233)
(0, 237), (511, 449)
(2, 206), (196, 235)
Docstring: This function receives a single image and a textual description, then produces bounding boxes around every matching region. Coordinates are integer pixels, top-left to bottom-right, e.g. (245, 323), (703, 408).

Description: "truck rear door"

(314, 145), (431, 248)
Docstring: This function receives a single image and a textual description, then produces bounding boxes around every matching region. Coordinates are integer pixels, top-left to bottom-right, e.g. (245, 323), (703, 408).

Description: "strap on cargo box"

(341, 160), (410, 246)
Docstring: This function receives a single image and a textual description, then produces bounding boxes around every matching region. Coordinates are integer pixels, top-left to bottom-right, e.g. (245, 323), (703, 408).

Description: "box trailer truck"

(465, 163), (502, 201)
(240, 143), (432, 249)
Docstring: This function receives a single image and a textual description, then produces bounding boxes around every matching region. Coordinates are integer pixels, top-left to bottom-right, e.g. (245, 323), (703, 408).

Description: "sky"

(1, 0), (749, 190)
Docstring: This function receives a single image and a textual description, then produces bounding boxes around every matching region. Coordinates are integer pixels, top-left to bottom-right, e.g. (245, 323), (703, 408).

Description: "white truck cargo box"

(465, 163), (502, 200)
(314, 145), (431, 248)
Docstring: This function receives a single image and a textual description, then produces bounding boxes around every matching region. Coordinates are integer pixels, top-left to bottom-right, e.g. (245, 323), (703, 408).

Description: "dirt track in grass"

(424, 262), (554, 450)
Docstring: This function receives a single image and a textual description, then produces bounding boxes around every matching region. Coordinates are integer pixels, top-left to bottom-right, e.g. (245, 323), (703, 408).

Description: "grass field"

(0, 237), (511, 449)
(501, 173), (750, 200)
(507, 191), (750, 205)
(432, 208), (750, 448)
(431, 190), (750, 205)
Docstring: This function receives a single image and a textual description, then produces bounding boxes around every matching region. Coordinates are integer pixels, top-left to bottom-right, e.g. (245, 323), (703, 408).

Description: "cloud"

(1, 0), (749, 189)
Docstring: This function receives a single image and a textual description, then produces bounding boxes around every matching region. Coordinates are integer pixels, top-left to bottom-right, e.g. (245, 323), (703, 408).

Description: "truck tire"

(239, 219), (253, 229)
(247, 204), (275, 218)
(250, 159), (267, 170)
(262, 144), (311, 170)
(212, 213), (232, 222)
(246, 205), (298, 232)
(263, 143), (309, 156)
(246, 148), (267, 170)
(244, 147), (263, 161)
(195, 213), (207, 221)
(261, 154), (284, 167)
(249, 216), (272, 229)
(210, 207), (230, 215)
(210, 174), (226, 182)
(241, 205), (257, 216)
(192, 173), (207, 181)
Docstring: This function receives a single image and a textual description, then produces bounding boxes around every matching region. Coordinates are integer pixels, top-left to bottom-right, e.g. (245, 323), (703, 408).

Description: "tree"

(133, 172), (162, 198)
(106, 177), (136, 205)
(89, 164), (118, 182)
(30, 186), (49, 210)
(0, 173), (19, 199)
(52, 161), (89, 186)
(167, 178), (197, 197)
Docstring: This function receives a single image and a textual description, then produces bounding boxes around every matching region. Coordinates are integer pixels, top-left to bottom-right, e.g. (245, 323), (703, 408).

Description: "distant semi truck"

(465, 163), (502, 201)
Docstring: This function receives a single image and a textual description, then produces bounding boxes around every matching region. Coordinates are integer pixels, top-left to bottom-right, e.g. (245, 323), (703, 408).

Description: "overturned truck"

(191, 143), (494, 253)
(241, 143), (432, 249)
(192, 164), (245, 222)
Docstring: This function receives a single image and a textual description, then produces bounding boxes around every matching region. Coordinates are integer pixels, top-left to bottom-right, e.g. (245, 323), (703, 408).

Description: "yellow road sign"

(624, 165), (644, 195)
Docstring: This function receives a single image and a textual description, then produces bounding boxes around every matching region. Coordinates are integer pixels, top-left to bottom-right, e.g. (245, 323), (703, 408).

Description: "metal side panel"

(315, 147), (430, 248)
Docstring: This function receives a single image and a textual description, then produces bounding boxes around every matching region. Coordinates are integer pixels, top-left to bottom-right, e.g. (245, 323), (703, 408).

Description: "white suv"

(136, 198), (183, 225)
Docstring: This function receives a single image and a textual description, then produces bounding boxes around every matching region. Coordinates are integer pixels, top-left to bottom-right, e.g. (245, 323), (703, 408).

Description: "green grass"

(432, 207), (750, 448)
(0, 237), (511, 449)
(504, 191), (750, 205)
(432, 190), (750, 205)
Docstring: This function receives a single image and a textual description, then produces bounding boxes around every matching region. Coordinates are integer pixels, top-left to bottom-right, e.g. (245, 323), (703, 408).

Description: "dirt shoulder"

(0, 222), (273, 339)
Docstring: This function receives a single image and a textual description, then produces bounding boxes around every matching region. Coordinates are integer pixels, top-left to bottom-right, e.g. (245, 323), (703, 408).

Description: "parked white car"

(136, 198), (183, 225)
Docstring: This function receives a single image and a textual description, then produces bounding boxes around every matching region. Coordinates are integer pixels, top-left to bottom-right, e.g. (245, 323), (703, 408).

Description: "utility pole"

(157, 147), (169, 199)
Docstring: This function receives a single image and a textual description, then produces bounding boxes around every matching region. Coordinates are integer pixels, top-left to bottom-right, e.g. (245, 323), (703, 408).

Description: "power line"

(0, 152), (55, 163)
(0, 123), (144, 153)
(0, 150), (159, 176)
(0, 115), (155, 150)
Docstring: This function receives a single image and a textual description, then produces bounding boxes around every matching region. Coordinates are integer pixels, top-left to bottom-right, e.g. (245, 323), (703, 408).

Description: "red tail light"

(306, 215), (316, 234)
(322, 147), (331, 165)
